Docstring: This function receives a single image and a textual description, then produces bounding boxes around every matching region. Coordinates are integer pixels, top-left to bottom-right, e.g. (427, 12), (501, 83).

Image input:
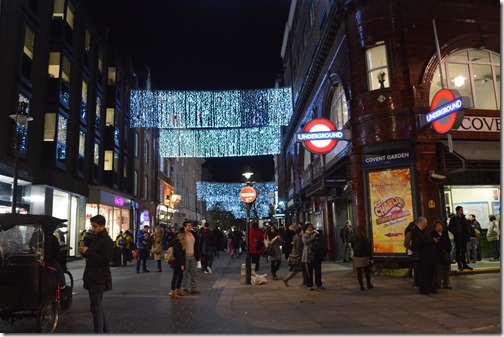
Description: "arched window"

(329, 85), (348, 129)
(430, 49), (500, 110)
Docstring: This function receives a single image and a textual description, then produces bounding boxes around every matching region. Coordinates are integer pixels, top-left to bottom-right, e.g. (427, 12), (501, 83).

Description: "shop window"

(81, 80), (88, 121)
(366, 43), (389, 91)
(330, 84), (349, 129)
(430, 49), (500, 110)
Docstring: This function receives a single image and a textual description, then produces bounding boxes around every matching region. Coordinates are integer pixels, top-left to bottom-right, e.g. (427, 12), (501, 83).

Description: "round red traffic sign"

(302, 118), (338, 154)
(240, 186), (257, 203)
(430, 89), (458, 134)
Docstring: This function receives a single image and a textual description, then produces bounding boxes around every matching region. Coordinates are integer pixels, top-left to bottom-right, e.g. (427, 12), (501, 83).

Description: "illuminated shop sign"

(114, 197), (125, 207)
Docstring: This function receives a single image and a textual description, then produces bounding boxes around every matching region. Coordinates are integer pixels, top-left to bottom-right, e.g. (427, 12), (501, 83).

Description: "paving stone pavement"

(0, 253), (500, 334)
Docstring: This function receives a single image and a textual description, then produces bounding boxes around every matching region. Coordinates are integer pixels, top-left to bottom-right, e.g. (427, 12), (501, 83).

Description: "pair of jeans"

(88, 283), (110, 333)
(466, 237), (478, 261)
(171, 265), (184, 290)
(489, 240), (500, 259)
(136, 248), (149, 271)
(270, 259), (281, 275)
(181, 255), (198, 291)
(454, 237), (468, 266)
(250, 253), (261, 271)
(202, 247), (214, 271)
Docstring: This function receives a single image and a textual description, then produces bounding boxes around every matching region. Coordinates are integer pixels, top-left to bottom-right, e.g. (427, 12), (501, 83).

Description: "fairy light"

(130, 88), (293, 129)
(159, 126), (281, 158)
(196, 182), (276, 219)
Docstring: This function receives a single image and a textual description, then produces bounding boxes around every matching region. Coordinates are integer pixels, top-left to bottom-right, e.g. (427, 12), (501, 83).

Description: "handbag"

(287, 253), (301, 266)
(255, 240), (264, 250)
(262, 245), (275, 257)
(131, 249), (138, 260)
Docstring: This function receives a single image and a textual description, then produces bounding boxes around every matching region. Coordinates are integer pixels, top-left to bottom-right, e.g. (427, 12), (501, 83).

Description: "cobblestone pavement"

(0, 254), (500, 334)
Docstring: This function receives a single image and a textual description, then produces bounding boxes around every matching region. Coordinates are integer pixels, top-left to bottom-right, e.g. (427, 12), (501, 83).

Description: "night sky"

(83, 0), (290, 181)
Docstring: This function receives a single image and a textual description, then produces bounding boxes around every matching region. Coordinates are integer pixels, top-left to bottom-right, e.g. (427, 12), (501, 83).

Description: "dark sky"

(82, 0), (290, 181)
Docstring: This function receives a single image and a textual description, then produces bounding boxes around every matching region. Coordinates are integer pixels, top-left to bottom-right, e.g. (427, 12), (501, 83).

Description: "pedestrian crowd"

(77, 207), (499, 332)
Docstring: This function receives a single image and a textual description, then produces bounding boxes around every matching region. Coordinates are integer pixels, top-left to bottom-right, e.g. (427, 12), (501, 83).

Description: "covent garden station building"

(277, 0), (500, 262)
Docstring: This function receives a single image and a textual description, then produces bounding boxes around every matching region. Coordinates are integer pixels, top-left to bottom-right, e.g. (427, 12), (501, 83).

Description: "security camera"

(343, 181), (353, 192)
(429, 171), (446, 180)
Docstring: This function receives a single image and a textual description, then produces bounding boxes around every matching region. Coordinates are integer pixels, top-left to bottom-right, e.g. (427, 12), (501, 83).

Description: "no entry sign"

(240, 186), (257, 203)
(296, 118), (351, 154)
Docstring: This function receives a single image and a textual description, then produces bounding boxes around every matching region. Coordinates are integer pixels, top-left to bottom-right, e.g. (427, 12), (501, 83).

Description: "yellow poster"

(368, 168), (414, 254)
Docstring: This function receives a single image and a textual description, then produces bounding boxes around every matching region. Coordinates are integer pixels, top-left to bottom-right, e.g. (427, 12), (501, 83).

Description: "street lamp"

(242, 170), (254, 284)
(9, 101), (33, 213)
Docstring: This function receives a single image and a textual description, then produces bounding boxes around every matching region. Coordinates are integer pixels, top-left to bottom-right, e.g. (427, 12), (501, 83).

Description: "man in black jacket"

(80, 215), (113, 333)
(411, 216), (439, 295)
(448, 206), (473, 271)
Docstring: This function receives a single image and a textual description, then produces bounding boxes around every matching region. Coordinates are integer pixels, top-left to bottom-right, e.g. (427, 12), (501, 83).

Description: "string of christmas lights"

(196, 182), (276, 219)
(159, 126), (281, 158)
(130, 88), (293, 129)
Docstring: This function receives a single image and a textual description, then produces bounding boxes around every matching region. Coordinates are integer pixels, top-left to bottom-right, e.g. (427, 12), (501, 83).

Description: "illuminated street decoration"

(196, 182), (276, 219)
(130, 88), (293, 129)
(159, 127), (281, 158)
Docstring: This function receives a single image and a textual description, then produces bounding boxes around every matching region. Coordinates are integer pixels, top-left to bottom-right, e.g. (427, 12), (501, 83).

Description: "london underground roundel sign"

(240, 186), (257, 203)
(424, 89), (465, 134)
(299, 118), (338, 154)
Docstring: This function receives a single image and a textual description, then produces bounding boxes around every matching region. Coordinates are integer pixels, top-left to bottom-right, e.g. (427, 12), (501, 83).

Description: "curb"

(452, 266), (500, 275)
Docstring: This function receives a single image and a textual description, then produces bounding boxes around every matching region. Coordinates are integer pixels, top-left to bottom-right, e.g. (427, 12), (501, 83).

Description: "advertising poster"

(368, 167), (414, 254)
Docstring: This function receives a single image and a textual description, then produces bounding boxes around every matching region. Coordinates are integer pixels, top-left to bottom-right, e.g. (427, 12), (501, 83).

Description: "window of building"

(108, 67), (116, 85)
(84, 29), (91, 53)
(430, 49), (500, 110)
(66, 1), (74, 29)
(95, 96), (101, 132)
(43, 113), (56, 141)
(114, 127), (119, 147)
(106, 108), (114, 126)
(78, 130), (85, 172)
(134, 170), (138, 196)
(98, 53), (103, 74)
(56, 114), (67, 164)
(93, 142), (99, 165)
(114, 149), (119, 176)
(366, 43), (389, 91)
(303, 148), (311, 171)
(135, 133), (139, 158)
(104, 150), (112, 171)
(81, 80), (88, 120)
(303, 23), (308, 52)
(330, 85), (349, 129)
(144, 176), (148, 199)
(52, 0), (65, 20)
(145, 141), (149, 164)
(308, 0), (315, 28)
(61, 54), (70, 83)
(16, 94), (31, 156)
(47, 52), (70, 83)
(23, 26), (35, 60)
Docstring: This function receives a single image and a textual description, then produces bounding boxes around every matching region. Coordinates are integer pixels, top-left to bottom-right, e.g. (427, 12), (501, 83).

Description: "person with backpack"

(301, 223), (326, 290)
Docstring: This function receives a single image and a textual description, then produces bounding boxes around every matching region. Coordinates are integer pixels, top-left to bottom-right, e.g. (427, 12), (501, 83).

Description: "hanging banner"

(368, 167), (415, 254)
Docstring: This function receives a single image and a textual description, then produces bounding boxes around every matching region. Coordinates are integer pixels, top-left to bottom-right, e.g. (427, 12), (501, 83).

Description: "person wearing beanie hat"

(80, 215), (113, 333)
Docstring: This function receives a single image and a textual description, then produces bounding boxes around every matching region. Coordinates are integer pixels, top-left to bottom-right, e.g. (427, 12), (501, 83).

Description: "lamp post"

(9, 102), (33, 213)
(242, 170), (254, 284)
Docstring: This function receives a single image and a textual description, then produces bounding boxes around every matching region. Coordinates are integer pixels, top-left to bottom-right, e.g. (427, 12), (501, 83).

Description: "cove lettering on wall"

(458, 116), (500, 132)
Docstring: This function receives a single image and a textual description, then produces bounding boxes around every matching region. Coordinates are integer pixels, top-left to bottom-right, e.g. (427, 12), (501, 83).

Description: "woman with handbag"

(265, 225), (283, 280)
(282, 226), (304, 287)
(151, 227), (164, 272)
(431, 220), (452, 289)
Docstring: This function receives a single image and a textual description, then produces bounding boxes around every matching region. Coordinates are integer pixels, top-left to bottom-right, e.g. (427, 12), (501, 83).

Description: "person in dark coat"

(351, 223), (373, 290)
(431, 219), (452, 289)
(448, 206), (472, 271)
(200, 222), (216, 274)
(167, 229), (186, 298)
(411, 216), (439, 295)
(79, 214), (113, 333)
